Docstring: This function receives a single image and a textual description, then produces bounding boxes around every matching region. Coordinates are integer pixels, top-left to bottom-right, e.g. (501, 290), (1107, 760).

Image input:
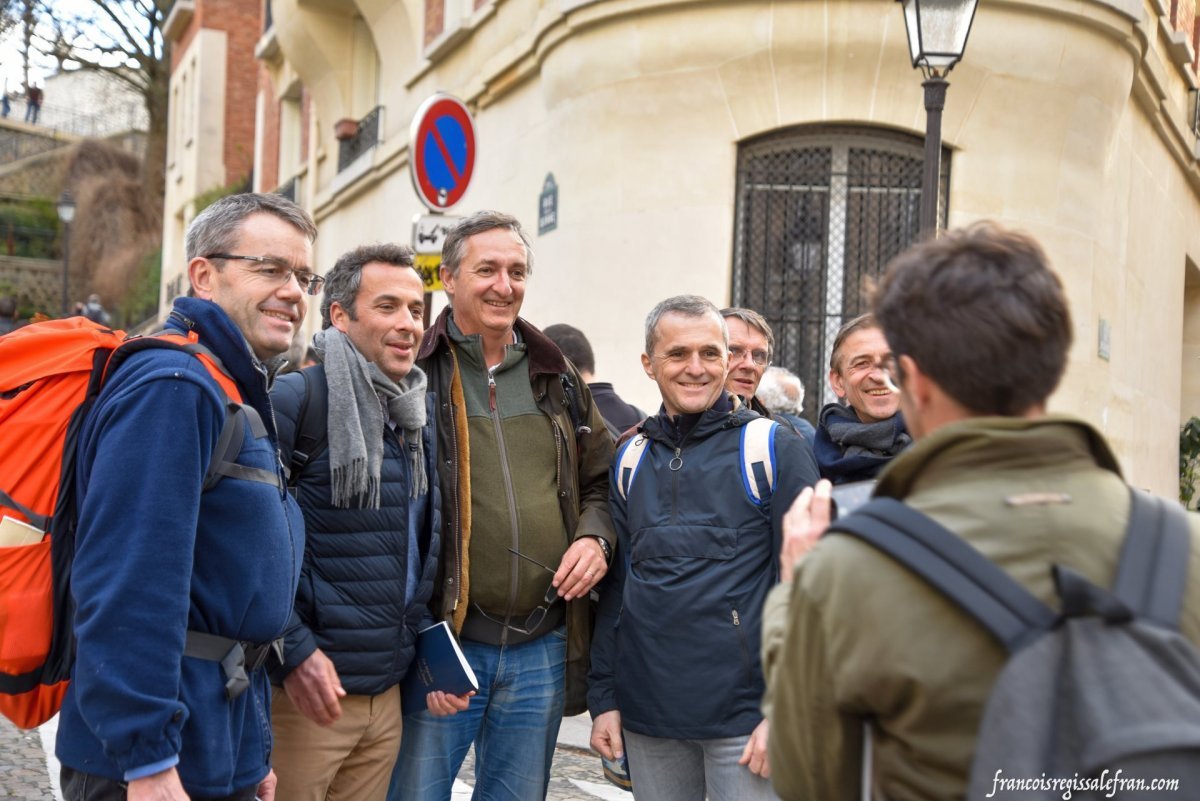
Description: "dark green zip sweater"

(450, 322), (570, 632)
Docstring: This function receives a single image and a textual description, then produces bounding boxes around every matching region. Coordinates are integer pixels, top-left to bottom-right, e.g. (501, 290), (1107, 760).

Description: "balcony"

(337, 106), (383, 172)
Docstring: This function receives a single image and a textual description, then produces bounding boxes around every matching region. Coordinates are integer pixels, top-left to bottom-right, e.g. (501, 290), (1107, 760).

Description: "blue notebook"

(401, 621), (480, 712)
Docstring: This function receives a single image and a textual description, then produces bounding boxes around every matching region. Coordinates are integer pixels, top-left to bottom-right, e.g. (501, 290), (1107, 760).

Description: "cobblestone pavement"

(456, 744), (628, 801)
(0, 716), (54, 801)
(0, 713), (625, 801)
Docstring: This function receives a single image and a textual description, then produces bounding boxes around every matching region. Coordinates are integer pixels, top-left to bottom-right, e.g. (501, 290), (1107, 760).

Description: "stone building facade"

(162, 0), (1200, 494)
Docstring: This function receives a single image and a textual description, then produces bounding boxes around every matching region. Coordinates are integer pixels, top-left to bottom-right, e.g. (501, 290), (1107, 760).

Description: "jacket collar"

(167, 297), (276, 434)
(642, 392), (751, 446)
(420, 307), (567, 377)
(874, 414), (1123, 500)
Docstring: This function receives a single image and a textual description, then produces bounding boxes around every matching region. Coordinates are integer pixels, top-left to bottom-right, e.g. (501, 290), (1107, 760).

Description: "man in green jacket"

(762, 223), (1200, 801)
(391, 210), (615, 801)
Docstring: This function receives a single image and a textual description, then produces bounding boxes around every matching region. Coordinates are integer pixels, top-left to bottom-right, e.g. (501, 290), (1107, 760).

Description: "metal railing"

(338, 106), (382, 171)
(1, 95), (146, 138)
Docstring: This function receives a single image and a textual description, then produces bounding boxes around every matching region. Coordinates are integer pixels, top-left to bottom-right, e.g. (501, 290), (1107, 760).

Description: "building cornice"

(163, 0), (196, 42)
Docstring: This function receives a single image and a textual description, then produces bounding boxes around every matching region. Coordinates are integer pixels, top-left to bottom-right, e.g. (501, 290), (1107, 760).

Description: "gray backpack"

(832, 491), (1200, 799)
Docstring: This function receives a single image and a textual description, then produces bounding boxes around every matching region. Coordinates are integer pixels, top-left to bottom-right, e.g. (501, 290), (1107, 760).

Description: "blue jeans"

(389, 627), (567, 801)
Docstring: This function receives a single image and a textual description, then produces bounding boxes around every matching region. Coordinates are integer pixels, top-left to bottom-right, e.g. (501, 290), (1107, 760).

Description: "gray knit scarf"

(820, 402), (911, 456)
(312, 328), (428, 508)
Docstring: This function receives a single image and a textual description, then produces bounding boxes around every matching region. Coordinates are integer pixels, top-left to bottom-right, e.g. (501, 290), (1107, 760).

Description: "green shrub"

(1180, 417), (1200, 509)
(0, 198), (59, 259)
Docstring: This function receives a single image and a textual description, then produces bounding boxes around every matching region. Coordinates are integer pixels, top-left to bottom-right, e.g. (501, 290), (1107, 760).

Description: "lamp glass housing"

(900, 0), (979, 73)
(56, 193), (76, 224)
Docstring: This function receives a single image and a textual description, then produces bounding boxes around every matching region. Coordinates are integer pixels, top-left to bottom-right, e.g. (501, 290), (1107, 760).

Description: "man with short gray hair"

(392, 211), (615, 801)
(757, 367), (816, 441)
(57, 192), (317, 801)
(589, 295), (818, 801)
(815, 313), (909, 483)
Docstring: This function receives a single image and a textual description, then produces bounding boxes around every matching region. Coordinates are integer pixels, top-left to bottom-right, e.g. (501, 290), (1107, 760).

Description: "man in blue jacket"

(270, 243), (467, 801)
(589, 295), (819, 801)
(57, 193), (316, 801)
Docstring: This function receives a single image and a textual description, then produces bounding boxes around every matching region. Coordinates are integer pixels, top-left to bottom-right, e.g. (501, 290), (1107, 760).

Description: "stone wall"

(0, 255), (64, 317)
(0, 147), (71, 197)
(0, 123), (73, 167)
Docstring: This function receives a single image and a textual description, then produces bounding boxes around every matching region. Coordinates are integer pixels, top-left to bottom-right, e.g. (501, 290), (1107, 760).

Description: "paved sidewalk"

(0, 713), (625, 801)
(0, 715), (55, 800)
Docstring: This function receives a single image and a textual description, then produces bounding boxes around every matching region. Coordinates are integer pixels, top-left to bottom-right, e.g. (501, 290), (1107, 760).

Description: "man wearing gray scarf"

(814, 314), (911, 485)
(268, 244), (468, 801)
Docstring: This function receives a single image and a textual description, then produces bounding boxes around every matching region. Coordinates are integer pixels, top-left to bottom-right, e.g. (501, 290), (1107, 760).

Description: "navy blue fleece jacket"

(55, 298), (304, 797)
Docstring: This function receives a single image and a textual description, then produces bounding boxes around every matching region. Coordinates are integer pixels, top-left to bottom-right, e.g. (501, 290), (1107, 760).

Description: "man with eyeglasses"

(589, 295), (819, 801)
(268, 244), (468, 801)
(391, 211), (615, 801)
(814, 313), (911, 484)
(56, 193), (316, 801)
(720, 308), (816, 443)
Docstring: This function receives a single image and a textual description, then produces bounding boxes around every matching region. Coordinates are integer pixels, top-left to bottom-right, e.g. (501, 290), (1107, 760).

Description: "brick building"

(159, 0), (265, 306)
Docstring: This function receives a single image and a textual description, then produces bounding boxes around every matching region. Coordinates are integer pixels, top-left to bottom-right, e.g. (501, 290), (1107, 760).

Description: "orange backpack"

(0, 316), (242, 729)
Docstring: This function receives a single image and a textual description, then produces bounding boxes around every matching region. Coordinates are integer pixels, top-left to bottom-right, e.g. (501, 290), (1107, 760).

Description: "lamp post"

(897, 0), (980, 237)
(56, 190), (76, 317)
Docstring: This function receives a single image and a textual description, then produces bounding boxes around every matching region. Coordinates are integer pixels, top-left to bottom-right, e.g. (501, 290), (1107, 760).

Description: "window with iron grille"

(731, 125), (949, 423)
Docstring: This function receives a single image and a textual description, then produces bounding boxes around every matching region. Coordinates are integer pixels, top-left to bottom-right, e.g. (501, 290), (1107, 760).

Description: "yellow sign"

(415, 253), (443, 292)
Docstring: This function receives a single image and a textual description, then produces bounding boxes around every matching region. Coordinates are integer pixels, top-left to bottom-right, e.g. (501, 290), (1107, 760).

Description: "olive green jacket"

(762, 415), (1200, 801)
(417, 308), (615, 716)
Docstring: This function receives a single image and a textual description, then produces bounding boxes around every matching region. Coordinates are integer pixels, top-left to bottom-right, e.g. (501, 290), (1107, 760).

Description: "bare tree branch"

(36, 0), (170, 220)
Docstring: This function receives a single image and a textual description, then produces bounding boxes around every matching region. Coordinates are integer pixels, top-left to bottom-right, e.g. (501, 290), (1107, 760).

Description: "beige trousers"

(271, 684), (402, 801)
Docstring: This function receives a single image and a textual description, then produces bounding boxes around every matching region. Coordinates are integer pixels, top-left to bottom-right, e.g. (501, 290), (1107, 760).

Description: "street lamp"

(897, 0), (980, 237)
(56, 190), (75, 317)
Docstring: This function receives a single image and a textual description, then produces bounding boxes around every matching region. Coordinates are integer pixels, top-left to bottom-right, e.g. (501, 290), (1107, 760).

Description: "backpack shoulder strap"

(560, 371), (591, 437)
(615, 434), (651, 501)
(740, 417), (777, 505)
(1112, 488), (1192, 630)
(107, 331), (243, 404)
(287, 367), (329, 488)
(200, 402), (278, 491)
(830, 498), (1058, 652)
(108, 331), (277, 491)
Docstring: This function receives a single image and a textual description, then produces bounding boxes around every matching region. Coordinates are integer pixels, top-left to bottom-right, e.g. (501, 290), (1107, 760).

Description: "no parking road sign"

(409, 93), (476, 210)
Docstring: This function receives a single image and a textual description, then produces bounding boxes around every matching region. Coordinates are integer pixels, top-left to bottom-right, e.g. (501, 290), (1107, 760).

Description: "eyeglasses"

(205, 253), (325, 296)
(844, 354), (902, 394)
(882, 355), (902, 393)
(729, 345), (770, 368)
(473, 548), (560, 635)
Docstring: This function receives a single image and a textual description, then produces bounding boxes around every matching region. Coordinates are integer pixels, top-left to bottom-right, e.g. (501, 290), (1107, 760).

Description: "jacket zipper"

(489, 371), (522, 645)
(663, 416), (710, 525)
(670, 446), (682, 526)
(732, 606), (753, 680)
(552, 419), (563, 494)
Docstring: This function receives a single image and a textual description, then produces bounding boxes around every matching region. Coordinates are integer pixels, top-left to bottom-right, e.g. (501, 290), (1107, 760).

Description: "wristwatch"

(587, 535), (613, 564)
